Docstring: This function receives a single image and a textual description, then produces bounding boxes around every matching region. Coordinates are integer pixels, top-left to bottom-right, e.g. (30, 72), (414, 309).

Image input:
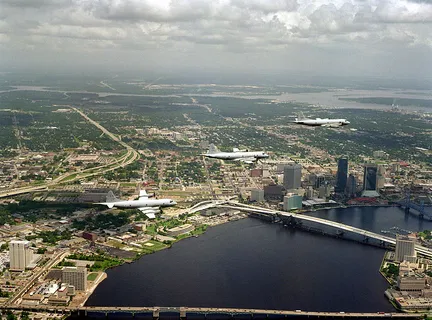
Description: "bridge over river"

(2, 305), (428, 319)
(194, 201), (432, 258)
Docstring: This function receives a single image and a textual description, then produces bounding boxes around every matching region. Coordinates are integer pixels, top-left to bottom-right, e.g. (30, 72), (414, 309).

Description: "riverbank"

(77, 214), (248, 305)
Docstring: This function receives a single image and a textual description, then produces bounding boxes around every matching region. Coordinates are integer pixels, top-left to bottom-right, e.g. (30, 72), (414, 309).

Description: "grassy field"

(87, 273), (98, 281)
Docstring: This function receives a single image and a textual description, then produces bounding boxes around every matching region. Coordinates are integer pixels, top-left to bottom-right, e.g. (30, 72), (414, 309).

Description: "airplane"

(294, 112), (350, 127)
(96, 190), (176, 219)
(201, 144), (269, 164)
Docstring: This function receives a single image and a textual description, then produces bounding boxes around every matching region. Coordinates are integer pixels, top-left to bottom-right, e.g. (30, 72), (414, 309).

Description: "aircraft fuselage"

(108, 199), (175, 208)
(295, 118), (350, 126)
(204, 151), (269, 161)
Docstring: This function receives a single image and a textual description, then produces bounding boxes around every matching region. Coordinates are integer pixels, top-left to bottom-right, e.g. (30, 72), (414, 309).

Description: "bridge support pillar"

(153, 309), (159, 320)
(363, 236), (369, 243)
(405, 207), (410, 214)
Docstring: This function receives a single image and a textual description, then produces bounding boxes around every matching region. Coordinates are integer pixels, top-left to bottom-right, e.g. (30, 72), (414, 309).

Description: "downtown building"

(9, 240), (34, 271)
(345, 174), (357, 198)
(362, 164), (380, 197)
(395, 235), (416, 263)
(283, 194), (303, 211)
(283, 164), (302, 190)
(335, 158), (348, 193)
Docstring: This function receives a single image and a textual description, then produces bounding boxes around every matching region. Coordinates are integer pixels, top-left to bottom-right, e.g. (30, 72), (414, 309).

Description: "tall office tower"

(362, 164), (379, 197)
(61, 267), (87, 291)
(335, 158), (348, 193)
(283, 164), (302, 190)
(9, 240), (33, 271)
(345, 174), (357, 198)
(395, 235), (416, 263)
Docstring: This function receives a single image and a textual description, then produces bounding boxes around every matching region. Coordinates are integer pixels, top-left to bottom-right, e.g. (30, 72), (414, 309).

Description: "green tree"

(20, 311), (30, 320)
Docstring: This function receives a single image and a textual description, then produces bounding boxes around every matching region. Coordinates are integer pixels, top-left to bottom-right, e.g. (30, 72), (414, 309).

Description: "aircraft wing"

(234, 157), (256, 164)
(322, 123), (343, 127)
(138, 206), (160, 219)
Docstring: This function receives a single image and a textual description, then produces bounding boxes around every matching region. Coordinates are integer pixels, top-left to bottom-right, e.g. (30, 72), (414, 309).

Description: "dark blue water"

(84, 206), (432, 312)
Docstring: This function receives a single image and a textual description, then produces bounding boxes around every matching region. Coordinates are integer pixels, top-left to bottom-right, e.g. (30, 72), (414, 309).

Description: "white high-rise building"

(61, 267), (87, 291)
(9, 240), (33, 271)
(395, 235), (416, 263)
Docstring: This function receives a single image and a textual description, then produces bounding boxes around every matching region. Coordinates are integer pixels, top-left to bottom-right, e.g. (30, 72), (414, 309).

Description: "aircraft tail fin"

(208, 144), (220, 154)
(106, 191), (119, 203)
(296, 111), (306, 121)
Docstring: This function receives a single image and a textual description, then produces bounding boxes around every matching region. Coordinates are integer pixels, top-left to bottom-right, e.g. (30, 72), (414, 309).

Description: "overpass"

(2, 305), (426, 319)
(193, 201), (432, 258)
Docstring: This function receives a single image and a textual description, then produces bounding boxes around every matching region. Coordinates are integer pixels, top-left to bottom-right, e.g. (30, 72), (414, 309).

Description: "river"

(84, 206), (432, 312)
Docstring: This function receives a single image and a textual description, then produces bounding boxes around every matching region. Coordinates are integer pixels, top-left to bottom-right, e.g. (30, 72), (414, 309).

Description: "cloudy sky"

(1, 0), (432, 78)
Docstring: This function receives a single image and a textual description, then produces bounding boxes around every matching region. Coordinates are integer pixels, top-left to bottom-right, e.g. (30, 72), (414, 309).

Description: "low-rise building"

(166, 224), (194, 236)
(398, 274), (426, 291)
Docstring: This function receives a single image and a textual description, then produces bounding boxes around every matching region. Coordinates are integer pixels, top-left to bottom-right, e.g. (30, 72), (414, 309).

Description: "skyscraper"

(283, 164), (302, 190)
(9, 240), (33, 271)
(335, 158), (348, 193)
(362, 164), (379, 197)
(345, 174), (357, 198)
(395, 235), (416, 263)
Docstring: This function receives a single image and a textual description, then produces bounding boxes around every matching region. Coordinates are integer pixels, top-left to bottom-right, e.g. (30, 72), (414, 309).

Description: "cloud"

(0, 0), (432, 78)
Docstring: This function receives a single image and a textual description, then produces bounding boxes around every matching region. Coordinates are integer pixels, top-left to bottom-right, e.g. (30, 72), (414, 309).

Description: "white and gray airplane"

(201, 144), (269, 164)
(294, 112), (350, 127)
(96, 190), (176, 219)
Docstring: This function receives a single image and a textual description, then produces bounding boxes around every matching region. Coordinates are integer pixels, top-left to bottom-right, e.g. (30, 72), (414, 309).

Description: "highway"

(0, 107), (140, 199)
(189, 201), (432, 258)
(3, 305), (426, 318)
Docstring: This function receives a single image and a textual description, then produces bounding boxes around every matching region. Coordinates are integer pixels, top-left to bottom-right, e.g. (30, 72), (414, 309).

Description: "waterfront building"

(397, 274), (426, 291)
(61, 267), (87, 291)
(283, 164), (302, 190)
(395, 235), (416, 263)
(283, 194), (303, 211)
(335, 158), (348, 193)
(250, 189), (264, 202)
(9, 240), (33, 271)
(318, 183), (331, 199)
(362, 164), (379, 197)
(345, 174), (357, 197)
(167, 224), (194, 236)
(306, 187), (314, 199)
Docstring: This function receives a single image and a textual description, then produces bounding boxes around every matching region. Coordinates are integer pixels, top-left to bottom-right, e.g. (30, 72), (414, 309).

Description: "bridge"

(396, 192), (431, 220)
(2, 305), (427, 319)
(194, 201), (432, 258)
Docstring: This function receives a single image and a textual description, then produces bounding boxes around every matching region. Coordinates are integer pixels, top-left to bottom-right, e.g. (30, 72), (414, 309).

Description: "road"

(0, 107), (140, 199)
(6, 250), (69, 306)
